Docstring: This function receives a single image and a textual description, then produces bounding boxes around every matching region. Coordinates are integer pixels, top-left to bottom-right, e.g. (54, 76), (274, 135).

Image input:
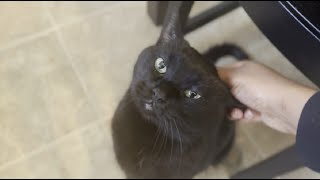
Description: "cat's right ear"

(157, 1), (184, 45)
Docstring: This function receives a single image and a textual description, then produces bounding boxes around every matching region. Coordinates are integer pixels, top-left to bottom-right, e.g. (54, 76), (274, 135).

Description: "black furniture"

(241, 1), (320, 86)
(147, 1), (320, 179)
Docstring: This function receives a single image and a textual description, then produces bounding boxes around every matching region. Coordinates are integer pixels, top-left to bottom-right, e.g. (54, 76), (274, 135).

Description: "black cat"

(112, 2), (248, 179)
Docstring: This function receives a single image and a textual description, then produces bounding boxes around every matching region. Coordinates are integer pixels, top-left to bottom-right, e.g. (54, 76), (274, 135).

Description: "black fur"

(111, 2), (248, 178)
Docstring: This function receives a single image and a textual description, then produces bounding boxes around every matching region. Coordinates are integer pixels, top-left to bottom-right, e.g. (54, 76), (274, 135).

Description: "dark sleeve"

(296, 91), (320, 172)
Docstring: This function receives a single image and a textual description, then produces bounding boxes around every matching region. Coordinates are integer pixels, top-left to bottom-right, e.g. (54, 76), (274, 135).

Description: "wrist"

(284, 85), (316, 134)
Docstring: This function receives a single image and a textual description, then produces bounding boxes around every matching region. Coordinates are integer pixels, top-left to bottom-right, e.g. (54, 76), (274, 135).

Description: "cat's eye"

(184, 90), (201, 99)
(155, 57), (167, 74)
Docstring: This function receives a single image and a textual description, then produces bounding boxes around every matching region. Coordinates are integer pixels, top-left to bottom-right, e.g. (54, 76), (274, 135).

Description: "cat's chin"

(144, 99), (153, 111)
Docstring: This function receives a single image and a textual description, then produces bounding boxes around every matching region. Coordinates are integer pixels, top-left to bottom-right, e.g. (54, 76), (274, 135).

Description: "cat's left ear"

(157, 2), (185, 44)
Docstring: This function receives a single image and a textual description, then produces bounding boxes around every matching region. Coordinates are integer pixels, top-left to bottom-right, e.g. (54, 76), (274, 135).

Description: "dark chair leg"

(147, 1), (169, 26)
(231, 145), (304, 179)
(147, 1), (194, 30)
(177, 1), (194, 31)
(147, 1), (240, 34)
(185, 1), (240, 34)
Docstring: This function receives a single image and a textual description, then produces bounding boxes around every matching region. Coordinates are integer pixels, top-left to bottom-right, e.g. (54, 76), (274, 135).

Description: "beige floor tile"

(46, 1), (122, 24)
(59, 2), (159, 57)
(58, 2), (160, 118)
(0, 122), (124, 179)
(240, 123), (295, 159)
(194, 165), (229, 179)
(0, 136), (24, 170)
(0, 160), (33, 179)
(29, 123), (123, 178)
(222, 124), (264, 176)
(66, 51), (133, 121)
(0, 2), (52, 49)
(0, 33), (97, 166)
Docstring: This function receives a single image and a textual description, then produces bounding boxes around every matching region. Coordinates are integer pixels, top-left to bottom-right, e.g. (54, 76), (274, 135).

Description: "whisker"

(176, 116), (191, 130)
(155, 119), (168, 162)
(168, 112), (192, 134)
(163, 128), (168, 160)
(172, 118), (183, 173)
(169, 121), (174, 162)
(172, 119), (182, 155)
(151, 127), (161, 154)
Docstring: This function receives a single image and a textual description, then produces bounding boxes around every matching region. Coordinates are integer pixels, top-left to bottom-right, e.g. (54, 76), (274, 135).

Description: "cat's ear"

(157, 2), (184, 44)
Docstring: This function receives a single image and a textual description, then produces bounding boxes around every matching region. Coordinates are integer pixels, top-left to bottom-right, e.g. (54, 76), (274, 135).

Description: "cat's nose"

(152, 88), (166, 103)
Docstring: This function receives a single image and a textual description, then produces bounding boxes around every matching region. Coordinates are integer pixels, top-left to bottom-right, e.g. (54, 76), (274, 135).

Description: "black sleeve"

(296, 91), (320, 172)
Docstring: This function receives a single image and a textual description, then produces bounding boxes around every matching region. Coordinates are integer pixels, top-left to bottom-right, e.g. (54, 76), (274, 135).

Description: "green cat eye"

(184, 90), (201, 99)
(155, 57), (167, 74)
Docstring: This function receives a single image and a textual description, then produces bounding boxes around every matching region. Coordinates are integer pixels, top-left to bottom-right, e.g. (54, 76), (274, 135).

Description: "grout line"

(0, 2), (111, 172)
(0, 1), (142, 172)
(0, 119), (103, 171)
(241, 126), (266, 158)
(0, 27), (58, 53)
(0, 1), (138, 54)
(43, 1), (140, 36)
(43, 3), (102, 121)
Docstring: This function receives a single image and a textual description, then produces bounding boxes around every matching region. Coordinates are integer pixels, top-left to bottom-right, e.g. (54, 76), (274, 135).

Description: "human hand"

(218, 61), (316, 134)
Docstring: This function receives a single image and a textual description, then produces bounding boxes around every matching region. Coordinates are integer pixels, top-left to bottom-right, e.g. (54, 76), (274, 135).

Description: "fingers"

(229, 108), (261, 123)
(242, 109), (261, 123)
(219, 61), (262, 124)
(229, 108), (243, 120)
(217, 67), (231, 85)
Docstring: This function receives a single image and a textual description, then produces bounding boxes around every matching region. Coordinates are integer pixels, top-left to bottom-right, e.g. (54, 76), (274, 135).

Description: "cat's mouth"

(144, 99), (153, 111)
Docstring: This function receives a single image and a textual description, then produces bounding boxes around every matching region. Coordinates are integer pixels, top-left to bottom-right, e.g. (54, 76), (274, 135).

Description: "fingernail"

(232, 109), (242, 119)
(244, 110), (253, 119)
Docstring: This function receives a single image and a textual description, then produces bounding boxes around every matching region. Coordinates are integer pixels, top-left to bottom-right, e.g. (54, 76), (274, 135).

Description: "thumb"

(217, 62), (245, 85)
(217, 67), (233, 85)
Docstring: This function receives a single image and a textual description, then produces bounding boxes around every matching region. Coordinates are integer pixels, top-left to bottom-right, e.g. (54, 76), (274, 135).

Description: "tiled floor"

(0, 1), (318, 178)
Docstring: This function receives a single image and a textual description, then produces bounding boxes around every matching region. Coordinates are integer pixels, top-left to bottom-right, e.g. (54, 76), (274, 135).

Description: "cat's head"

(130, 3), (235, 143)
